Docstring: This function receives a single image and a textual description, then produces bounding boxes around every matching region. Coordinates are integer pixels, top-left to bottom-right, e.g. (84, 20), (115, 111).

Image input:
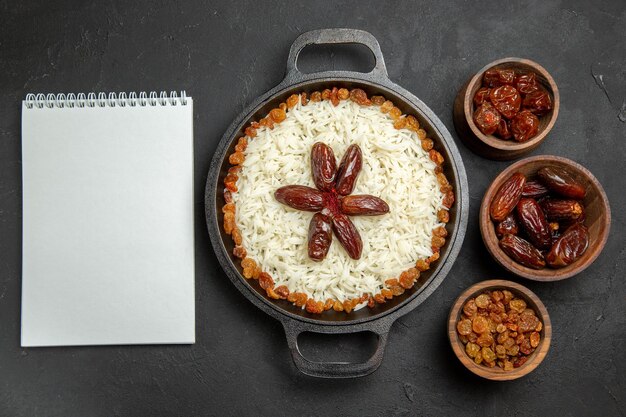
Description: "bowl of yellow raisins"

(447, 279), (551, 380)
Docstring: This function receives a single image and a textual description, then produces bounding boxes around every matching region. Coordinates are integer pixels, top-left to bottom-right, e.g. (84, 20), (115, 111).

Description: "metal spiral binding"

(24, 91), (188, 109)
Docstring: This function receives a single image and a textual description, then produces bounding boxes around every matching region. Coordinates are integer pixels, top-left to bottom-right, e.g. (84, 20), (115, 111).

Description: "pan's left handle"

(281, 319), (393, 378)
(284, 28), (388, 83)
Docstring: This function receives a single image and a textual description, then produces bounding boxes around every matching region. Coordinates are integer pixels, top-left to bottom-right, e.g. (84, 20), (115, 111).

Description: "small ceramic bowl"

(448, 279), (552, 381)
(453, 57), (559, 160)
(480, 155), (611, 281)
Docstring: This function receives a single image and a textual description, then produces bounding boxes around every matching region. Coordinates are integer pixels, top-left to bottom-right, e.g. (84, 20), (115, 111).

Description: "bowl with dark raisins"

(480, 155), (611, 281)
(448, 279), (552, 381)
(453, 58), (559, 160)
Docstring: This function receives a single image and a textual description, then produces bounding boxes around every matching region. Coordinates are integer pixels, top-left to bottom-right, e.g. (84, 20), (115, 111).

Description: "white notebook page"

(21, 95), (195, 346)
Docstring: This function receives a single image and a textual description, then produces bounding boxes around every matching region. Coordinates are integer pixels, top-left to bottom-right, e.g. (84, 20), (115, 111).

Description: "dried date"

(274, 185), (325, 211)
(331, 213), (363, 260)
(334, 144), (363, 196)
(473, 87), (491, 107)
(521, 180), (550, 199)
(340, 195), (390, 216)
(499, 234), (546, 269)
(523, 89), (552, 116)
(537, 166), (586, 199)
(514, 72), (540, 94)
(546, 223), (589, 267)
(516, 198), (552, 249)
(308, 213), (333, 261)
(489, 85), (521, 119)
(541, 199), (584, 221)
(490, 172), (526, 222)
(510, 110), (539, 142)
(483, 68), (516, 87)
(473, 102), (501, 135)
(311, 142), (337, 192)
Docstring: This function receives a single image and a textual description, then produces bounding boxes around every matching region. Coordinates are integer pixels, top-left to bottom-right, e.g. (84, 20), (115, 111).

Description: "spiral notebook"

(21, 92), (195, 346)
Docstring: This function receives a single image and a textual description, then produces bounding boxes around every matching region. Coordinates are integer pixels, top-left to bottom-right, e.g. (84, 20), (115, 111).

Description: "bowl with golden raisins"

(453, 57), (559, 160)
(448, 279), (551, 381)
(480, 155), (611, 281)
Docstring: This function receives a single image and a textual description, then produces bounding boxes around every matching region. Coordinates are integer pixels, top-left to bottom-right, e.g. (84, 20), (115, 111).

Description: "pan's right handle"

(284, 28), (388, 82)
(282, 319), (392, 379)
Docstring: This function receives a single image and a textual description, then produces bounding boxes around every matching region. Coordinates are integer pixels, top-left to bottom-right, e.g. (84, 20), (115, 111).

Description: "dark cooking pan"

(205, 28), (469, 378)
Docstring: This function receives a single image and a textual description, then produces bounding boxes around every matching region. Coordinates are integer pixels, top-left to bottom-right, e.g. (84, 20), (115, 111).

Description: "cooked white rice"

(233, 99), (444, 302)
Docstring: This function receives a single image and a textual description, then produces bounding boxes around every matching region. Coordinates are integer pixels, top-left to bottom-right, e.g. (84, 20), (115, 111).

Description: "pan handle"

(284, 28), (388, 81)
(281, 318), (392, 378)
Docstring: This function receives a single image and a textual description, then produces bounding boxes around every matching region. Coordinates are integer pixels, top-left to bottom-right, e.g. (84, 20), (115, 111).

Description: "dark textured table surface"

(1, 1), (625, 416)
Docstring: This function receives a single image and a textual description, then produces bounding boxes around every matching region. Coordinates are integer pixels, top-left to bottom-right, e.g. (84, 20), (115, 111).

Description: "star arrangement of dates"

(274, 142), (389, 261)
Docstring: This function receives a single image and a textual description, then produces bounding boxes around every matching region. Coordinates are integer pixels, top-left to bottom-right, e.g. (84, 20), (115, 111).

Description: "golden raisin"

(482, 347), (497, 362)
(235, 138), (248, 153)
(223, 189), (233, 204)
(475, 294), (491, 309)
(371, 95), (385, 105)
(432, 235), (445, 249)
(495, 344), (506, 359)
(381, 288), (393, 299)
(231, 227), (243, 245)
(474, 351), (483, 365)
(457, 319), (473, 336)
(266, 287), (280, 299)
(421, 138), (434, 152)
(465, 342), (480, 358)
(530, 331), (540, 348)
(300, 92), (309, 106)
(305, 299), (324, 314)
(393, 117), (407, 129)
(415, 259), (430, 272)
(367, 296), (375, 308)
(373, 293), (386, 304)
(390, 285), (404, 296)
(275, 285), (289, 299)
(509, 298), (527, 313)
(337, 88), (349, 100)
(287, 293), (298, 303)
(233, 245), (247, 259)
(476, 333), (494, 347)
(502, 290), (514, 304)
(333, 300), (344, 312)
(496, 323), (507, 333)
(330, 87), (340, 107)
(321, 89), (331, 100)
(223, 212), (235, 234)
(385, 278), (399, 286)
(472, 316), (489, 334)
(405, 115), (420, 131)
(463, 299), (478, 317)
(389, 107), (402, 120)
(441, 190), (454, 208)
(324, 298), (334, 311)
(416, 129), (427, 140)
(310, 91), (322, 102)
(294, 292), (307, 307)
(433, 226), (448, 238)
(229, 152), (245, 165)
(244, 127), (256, 138)
(399, 271), (415, 289)
(429, 150), (444, 165)
(437, 209), (450, 223)
(286, 94), (299, 109)
(427, 251), (440, 264)
(535, 321), (543, 332)
(269, 108), (286, 123)
(258, 272), (274, 290)
(343, 300), (354, 313)
(380, 100), (393, 113)
(349, 88), (371, 105)
(222, 202), (236, 214)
